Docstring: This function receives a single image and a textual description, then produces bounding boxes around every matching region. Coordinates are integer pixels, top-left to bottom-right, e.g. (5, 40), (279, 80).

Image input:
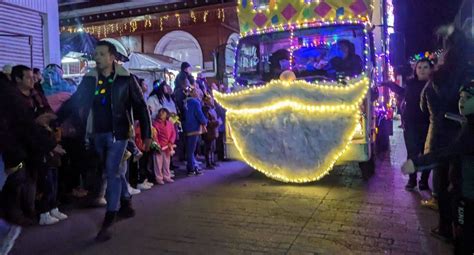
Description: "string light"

(61, 7), (231, 37)
(213, 78), (370, 183)
(144, 15), (152, 28)
(160, 14), (169, 31)
(220, 0), (376, 183)
(190, 10), (197, 22)
(175, 13), (181, 27)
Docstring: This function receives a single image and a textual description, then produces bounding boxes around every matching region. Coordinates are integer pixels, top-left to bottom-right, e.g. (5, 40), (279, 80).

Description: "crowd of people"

(0, 40), (228, 251)
(387, 26), (474, 254)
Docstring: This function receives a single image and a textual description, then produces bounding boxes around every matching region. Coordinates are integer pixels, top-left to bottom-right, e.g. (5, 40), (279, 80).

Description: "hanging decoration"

(61, 7), (231, 38)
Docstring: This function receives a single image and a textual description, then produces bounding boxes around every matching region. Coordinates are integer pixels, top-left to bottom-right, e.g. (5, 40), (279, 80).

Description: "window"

(235, 24), (366, 84)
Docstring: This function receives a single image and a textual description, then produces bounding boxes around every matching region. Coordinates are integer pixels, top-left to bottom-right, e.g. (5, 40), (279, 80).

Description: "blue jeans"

(186, 135), (200, 172)
(37, 168), (59, 213)
(94, 133), (129, 212)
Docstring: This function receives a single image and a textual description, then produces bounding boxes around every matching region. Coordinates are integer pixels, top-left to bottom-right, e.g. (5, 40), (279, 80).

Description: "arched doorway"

(155, 30), (203, 70)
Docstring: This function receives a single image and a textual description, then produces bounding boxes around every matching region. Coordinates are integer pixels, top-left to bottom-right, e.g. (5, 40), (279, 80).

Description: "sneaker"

(50, 208), (68, 220)
(39, 212), (60, 225)
(164, 178), (174, 183)
(170, 172), (175, 178)
(144, 179), (154, 187)
(187, 171), (195, 177)
(127, 184), (141, 195)
(0, 220), (21, 255)
(156, 180), (165, 185)
(194, 169), (203, 176)
(137, 182), (151, 190)
(130, 187), (141, 195)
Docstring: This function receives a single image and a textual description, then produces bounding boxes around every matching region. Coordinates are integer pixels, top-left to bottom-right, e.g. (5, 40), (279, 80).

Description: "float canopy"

(238, 0), (373, 34)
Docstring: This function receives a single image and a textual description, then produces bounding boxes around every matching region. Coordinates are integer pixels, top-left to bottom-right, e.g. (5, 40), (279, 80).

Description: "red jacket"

(135, 123), (158, 152)
(152, 119), (176, 151)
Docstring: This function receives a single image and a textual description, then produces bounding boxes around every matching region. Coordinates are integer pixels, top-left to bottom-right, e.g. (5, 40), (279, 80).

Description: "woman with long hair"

(147, 81), (178, 121)
(381, 59), (433, 190)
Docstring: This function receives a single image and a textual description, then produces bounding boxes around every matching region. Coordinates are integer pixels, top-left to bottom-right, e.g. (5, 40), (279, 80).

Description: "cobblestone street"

(12, 125), (452, 255)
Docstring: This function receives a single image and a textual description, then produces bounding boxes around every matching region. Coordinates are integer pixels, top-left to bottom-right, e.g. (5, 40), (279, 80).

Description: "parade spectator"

(202, 94), (221, 169)
(35, 114), (68, 225)
(56, 41), (152, 242)
(183, 86), (207, 176)
(152, 108), (176, 184)
(174, 63), (194, 163)
(174, 62), (194, 119)
(402, 80), (474, 254)
(132, 121), (154, 190)
(11, 65), (55, 222)
(2, 64), (12, 81)
(215, 93), (227, 161)
(33, 68), (42, 85)
(381, 58), (433, 191)
(41, 64), (76, 112)
(148, 81), (178, 120)
(420, 27), (474, 242)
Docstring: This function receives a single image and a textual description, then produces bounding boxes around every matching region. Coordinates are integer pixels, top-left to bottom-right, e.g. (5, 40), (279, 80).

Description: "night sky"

(394, 0), (464, 58)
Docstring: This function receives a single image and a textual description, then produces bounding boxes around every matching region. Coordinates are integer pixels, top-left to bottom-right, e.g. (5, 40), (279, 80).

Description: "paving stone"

(11, 122), (452, 255)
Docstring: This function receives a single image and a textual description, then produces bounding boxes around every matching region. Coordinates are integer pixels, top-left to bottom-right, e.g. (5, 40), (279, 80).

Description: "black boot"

(95, 211), (116, 242)
(117, 198), (135, 219)
(405, 174), (417, 191)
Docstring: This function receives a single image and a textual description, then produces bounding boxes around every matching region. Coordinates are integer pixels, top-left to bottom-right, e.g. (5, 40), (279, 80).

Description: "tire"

(359, 145), (376, 180)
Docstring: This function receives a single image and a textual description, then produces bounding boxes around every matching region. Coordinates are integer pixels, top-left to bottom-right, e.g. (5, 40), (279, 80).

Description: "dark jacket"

(421, 66), (474, 152)
(0, 81), (56, 169)
(173, 71), (194, 120)
(383, 79), (430, 125)
(57, 63), (151, 141)
(203, 104), (220, 141)
(412, 116), (474, 199)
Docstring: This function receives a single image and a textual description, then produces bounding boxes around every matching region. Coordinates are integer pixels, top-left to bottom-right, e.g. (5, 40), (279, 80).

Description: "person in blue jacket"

(183, 86), (207, 176)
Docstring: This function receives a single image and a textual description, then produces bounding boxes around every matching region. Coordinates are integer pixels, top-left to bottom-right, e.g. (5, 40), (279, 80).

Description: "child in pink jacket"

(152, 108), (177, 184)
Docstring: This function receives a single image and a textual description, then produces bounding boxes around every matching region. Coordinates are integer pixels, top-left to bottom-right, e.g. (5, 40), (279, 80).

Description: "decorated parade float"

(213, 0), (395, 183)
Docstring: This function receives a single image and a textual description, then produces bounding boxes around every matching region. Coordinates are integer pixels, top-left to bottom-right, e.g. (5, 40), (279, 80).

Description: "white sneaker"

(128, 185), (141, 195)
(170, 173), (175, 178)
(96, 197), (107, 206)
(137, 182), (151, 190)
(144, 179), (154, 187)
(50, 208), (68, 220)
(39, 212), (59, 225)
(0, 220), (21, 255)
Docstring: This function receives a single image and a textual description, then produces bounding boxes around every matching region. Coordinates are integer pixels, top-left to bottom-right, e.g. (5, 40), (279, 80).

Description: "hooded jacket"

(57, 63), (151, 141)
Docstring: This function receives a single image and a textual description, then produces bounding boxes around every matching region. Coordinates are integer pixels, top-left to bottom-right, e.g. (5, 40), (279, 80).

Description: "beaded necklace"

(95, 74), (114, 106)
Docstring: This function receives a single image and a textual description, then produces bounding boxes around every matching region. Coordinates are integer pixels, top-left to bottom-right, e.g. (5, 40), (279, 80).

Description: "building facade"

(0, 0), (60, 69)
(60, 0), (239, 82)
